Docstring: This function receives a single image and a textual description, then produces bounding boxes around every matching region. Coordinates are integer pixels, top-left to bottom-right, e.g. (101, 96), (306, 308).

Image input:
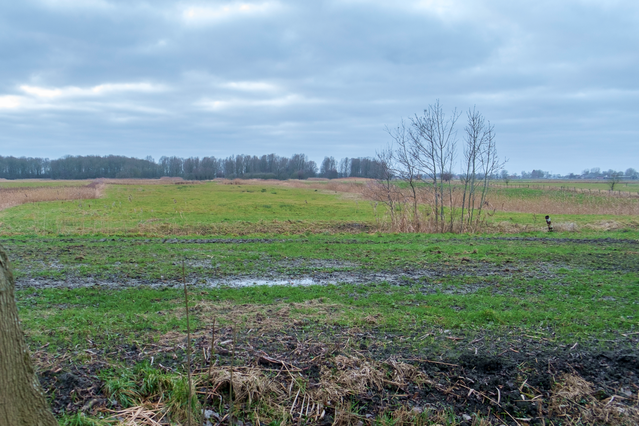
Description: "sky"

(0, 0), (638, 175)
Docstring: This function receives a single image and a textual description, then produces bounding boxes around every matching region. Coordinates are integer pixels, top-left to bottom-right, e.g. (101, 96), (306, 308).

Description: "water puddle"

(205, 277), (340, 288)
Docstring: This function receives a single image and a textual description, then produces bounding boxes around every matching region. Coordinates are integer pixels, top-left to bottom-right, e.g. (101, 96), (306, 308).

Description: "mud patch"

(15, 260), (540, 291)
(39, 365), (106, 416)
(33, 324), (639, 425)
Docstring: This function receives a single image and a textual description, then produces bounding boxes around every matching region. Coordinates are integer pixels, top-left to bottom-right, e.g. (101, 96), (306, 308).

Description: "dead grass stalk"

(549, 374), (639, 425)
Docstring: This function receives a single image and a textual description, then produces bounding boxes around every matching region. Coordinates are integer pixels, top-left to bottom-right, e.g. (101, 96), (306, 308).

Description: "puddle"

(206, 277), (327, 288)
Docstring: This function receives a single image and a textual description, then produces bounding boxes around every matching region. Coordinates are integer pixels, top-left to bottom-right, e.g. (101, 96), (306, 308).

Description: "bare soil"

(35, 320), (639, 425)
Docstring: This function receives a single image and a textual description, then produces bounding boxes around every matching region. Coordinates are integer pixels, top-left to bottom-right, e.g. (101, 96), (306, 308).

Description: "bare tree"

(364, 146), (405, 230)
(501, 170), (510, 186)
(460, 107), (505, 231)
(410, 100), (460, 231)
(387, 121), (421, 231)
(608, 171), (622, 190)
(374, 102), (503, 234)
(0, 245), (57, 426)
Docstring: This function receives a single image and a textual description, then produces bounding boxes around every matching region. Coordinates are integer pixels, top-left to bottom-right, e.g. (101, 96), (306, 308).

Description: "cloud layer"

(1, 0), (638, 173)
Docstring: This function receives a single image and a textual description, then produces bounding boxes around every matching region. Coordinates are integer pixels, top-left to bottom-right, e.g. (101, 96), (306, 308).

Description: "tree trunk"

(0, 245), (57, 426)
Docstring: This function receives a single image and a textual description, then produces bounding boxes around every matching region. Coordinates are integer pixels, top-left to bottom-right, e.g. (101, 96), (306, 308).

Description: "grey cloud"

(0, 0), (637, 173)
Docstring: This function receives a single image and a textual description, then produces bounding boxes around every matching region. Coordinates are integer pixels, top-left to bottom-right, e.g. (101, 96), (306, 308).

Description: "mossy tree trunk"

(0, 245), (57, 426)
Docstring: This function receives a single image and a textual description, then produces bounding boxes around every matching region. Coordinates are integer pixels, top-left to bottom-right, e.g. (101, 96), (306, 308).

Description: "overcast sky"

(1, 0), (637, 175)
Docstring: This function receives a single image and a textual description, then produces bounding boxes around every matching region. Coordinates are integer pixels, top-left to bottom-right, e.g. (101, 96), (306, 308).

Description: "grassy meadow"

(1, 178), (638, 425)
(1, 179), (638, 236)
(0, 181), (374, 235)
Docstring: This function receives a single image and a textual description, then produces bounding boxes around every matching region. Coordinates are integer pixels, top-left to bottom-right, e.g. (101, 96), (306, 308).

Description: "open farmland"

(1, 179), (638, 426)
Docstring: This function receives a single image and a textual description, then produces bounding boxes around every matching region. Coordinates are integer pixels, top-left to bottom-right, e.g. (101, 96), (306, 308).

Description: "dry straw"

(0, 183), (104, 212)
(550, 374), (639, 425)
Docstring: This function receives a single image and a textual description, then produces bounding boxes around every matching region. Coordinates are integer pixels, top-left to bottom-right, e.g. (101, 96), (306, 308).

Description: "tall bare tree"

(0, 245), (57, 426)
(460, 107), (504, 231)
(410, 100), (459, 231)
(387, 121), (421, 231)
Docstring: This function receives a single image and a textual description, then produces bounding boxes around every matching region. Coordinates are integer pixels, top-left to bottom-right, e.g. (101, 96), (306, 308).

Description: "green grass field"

(1, 179), (639, 425)
(0, 182), (374, 235)
(11, 233), (639, 343)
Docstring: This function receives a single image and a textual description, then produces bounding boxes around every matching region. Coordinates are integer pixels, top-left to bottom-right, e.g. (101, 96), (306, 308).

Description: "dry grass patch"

(217, 178), (367, 196)
(197, 354), (435, 425)
(106, 356), (437, 425)
(97, 177), (202, 185)
(486, 191), (639, 216)
(549, 374), (639, 425)
(182, 299), (347, 332)
(0, 183), (104, 211)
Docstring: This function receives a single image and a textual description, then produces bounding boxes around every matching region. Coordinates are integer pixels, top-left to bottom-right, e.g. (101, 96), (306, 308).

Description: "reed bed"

(487, 188), (639, 216)
(492, 184), (639, 197)
(0, 183), (104, 212)
(96, 177), (203, 185)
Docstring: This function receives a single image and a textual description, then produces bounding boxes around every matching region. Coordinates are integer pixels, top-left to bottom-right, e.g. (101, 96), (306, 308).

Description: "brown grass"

(33, 296), (639, 425)
(486, 189), (639, 216)
(549, 374), (639, 425)
(96, 177), (202, 185)
(0, 183), (104, 212)
(171, 299), (346, 334)
(191, 355), (435, 425)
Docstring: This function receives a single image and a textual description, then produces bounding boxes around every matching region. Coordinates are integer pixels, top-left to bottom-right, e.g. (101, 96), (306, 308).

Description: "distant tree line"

(0, 154), (386, 180)
(502, 167), (638, 181)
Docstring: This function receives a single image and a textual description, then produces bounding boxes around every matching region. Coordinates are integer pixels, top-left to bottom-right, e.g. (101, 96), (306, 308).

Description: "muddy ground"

(14, 259), (560, 291)
(6, 235), (639, 291)
(35, 319), (639, 425)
